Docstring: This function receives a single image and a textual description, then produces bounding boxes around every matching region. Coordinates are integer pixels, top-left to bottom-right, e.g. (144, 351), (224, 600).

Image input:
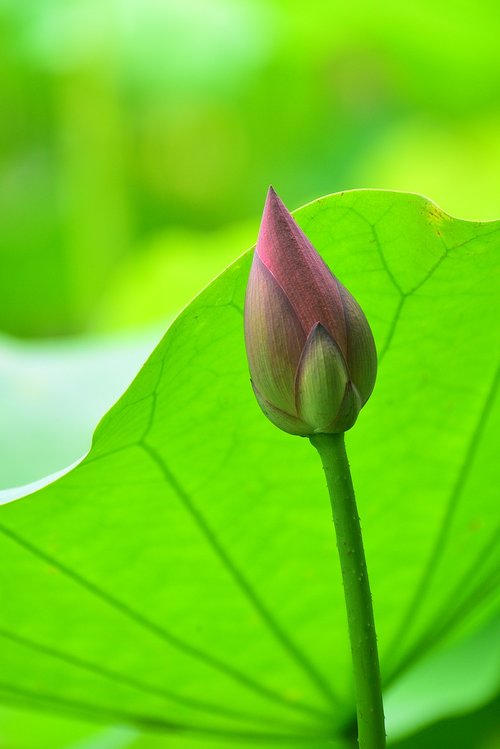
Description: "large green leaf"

(0, 191), (498, 747)
(391, 694), (500, 749)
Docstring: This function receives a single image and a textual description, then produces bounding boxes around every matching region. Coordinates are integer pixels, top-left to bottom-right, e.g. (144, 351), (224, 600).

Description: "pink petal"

(251, 383), (310, 436)
(244, 253), (306, 414)
(294, 323), (349, 432)
(338, 284), (377, 404)
(256, 187), (348, 354)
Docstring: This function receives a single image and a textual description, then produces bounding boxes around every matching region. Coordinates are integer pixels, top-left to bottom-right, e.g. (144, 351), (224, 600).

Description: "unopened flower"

(244, 187), (377, 436)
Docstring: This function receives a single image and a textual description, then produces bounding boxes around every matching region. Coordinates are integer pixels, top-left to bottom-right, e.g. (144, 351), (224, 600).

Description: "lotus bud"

(244, 187), (377, 436)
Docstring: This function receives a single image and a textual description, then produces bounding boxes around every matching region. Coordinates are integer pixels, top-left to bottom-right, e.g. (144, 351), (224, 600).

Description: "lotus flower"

(244, 188), (377, 436)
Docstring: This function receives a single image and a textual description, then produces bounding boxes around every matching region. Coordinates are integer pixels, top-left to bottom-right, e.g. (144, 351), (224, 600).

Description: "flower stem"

(310, 433), (386, 749)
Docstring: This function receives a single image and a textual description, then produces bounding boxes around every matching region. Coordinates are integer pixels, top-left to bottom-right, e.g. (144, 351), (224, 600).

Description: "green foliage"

(2, 0), (500, 336)
(0, 332), (158, 489)
(384, 614), (500, 741)
(391, 695), (500, 749)
(0, 191), (499, 747)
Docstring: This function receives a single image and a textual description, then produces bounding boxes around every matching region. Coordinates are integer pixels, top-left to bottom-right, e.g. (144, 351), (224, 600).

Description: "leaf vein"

(383, 361), (500, 668)
(140, 440), (344, 711)
(0, 523), (328, 722)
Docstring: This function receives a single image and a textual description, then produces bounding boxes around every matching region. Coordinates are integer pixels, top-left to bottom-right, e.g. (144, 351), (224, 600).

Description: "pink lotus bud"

(244, 188), (377, 436)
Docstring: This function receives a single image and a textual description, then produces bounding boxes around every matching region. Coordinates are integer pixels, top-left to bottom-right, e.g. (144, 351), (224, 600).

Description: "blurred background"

(0, 0), (499, 746)
(2, 0), (500, 339)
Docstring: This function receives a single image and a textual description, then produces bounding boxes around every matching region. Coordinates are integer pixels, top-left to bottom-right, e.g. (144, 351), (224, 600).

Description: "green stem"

(310, 432), (386, 749)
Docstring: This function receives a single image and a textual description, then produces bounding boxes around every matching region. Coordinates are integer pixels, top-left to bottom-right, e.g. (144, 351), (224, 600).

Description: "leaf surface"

(0, 191), (499, 745)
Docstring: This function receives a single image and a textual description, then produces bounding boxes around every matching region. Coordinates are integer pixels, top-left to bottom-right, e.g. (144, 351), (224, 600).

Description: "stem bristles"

(310, 433), (386, 749)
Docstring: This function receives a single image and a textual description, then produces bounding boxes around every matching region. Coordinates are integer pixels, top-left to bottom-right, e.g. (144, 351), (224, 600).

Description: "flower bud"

(244, 187), (377, 436)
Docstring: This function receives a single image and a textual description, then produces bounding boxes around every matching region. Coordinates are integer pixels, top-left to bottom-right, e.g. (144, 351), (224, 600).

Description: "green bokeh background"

(2, 0), (500, 338)
(1, 1), (499, 747)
